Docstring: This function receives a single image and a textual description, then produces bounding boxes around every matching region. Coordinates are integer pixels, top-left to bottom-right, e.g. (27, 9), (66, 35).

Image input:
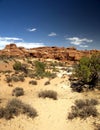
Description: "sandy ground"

(0, 74), (100, 130)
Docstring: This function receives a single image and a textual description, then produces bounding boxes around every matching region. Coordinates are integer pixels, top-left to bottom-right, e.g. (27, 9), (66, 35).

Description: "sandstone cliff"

(0, 44), (99, 63)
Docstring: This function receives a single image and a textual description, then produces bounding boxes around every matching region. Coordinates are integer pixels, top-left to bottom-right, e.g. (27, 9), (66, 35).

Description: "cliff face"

(0, 44), (100, 63)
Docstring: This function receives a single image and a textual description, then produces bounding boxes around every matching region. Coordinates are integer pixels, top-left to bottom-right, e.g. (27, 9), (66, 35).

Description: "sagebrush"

(12, 87), (24, 97)
(38, 90), (57, 100)
(0, 99), (37, 120)
(68, 99), (99, 120)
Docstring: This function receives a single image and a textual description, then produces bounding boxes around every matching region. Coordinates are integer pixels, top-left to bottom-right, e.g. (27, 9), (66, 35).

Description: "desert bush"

(38, 90), (57, 100)
(79, 106), (97, 118)
(74, 99), (98, 108)
(12, 87), (24, 97)
(44, 71), (51, 77)
(6, 76), (12, 83)
(13, 61), (28, 73)
(34, 61), (56, 78)
(34, 61), (46, 77)
(29, 80), (37, 85)
(74, 54), (100, 88)
(70, 81), (84, 92)
(26, 69), (35, 78)
(12, 76), (19, 82)
(71, 81), (95, 92)
(0, 107), (5, 118)
(68, 99), (98, 120)
(50, 73), (57, 79)
(21, 64), (28, 74)
(13, 61), (22, 71)
(18, 75), (25, 82)
(7, 75), (25, 82)
(4, 99), (22, 119)
(28, 73), (35, 78)
(86, 99), (99, 106)
(44, 81), (50, 85)
(0, 99), (37, 120)
(44, 71), (57, 79)
(22, 104), (37, 118)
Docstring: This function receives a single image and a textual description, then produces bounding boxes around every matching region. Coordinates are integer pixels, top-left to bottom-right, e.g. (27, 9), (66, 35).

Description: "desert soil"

(0, 73), (100, 130)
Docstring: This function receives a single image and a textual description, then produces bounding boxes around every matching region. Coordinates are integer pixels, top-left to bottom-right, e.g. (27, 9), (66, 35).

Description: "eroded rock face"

(5, 44), (17, 49)
(0, 43), (29, 57)
(0, 44), (100, 64)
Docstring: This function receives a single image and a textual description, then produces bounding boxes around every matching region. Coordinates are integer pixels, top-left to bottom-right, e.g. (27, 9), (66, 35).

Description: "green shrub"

(44, 71), (56, 79)
(75, 54), (100, 87)
(13, 61), (22, 71)
(0, 99), (37, 120)
(34, 61), (46, 77)
(68, 99), (99, 120)
(12, 87), (24, 97)
(38, 90), (57, 100)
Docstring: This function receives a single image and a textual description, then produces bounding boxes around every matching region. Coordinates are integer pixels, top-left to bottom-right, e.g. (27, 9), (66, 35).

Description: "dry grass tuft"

(12, 87), (24, 97)
(0, 99), (37, 120)
(68, 99), (99, 120)
(38, 90), (57, 100)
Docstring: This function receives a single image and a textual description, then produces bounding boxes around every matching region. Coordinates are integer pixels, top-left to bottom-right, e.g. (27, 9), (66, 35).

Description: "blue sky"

(0, 0), (100, 50)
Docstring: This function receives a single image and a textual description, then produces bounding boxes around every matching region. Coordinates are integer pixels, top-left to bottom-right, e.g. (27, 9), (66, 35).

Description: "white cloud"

(67, 37), (93, 47)
(0, 36), (45, 49)
(48, 32), (57, 37)
(27, 28), (37, 32)
(16, 42), (45, 48)
(79, 45), (88, 48)
(0, 37), (23, 41)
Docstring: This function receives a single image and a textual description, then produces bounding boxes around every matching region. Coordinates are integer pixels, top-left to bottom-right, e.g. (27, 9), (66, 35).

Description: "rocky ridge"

(0, 43), (100, 63)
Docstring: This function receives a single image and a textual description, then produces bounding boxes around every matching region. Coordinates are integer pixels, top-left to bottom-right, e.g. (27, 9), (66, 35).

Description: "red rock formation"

(0, 43), (29, 57)
(0, 44), (100, 64)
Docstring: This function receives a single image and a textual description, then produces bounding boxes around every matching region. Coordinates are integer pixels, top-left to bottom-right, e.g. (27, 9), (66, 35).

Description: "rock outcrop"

(0, 44), (29, 57)
(0, 44), (100, 64)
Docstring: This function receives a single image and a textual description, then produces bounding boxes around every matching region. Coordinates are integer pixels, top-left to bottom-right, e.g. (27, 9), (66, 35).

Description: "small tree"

(75, 54), (100, 87)
(34, 61), (46, 76)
